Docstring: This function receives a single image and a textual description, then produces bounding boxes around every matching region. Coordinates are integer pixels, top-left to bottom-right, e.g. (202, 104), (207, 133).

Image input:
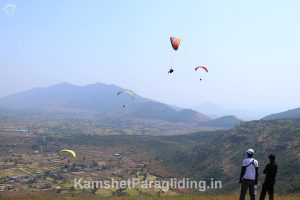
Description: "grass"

(123, 188), (140, 196)
(0, 170), (4, 178)
(1, 169), (16, 177)
(1, 192), (299, 200)
(61, 180), (74, 189)
(0, 162), (14, 166)
(95, 189), (112, 197)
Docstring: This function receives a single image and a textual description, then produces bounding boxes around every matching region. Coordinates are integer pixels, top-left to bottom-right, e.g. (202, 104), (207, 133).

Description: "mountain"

(199, 115), (242, 129)
(0, 82), (209, 122)
(191, 103), (229, 118)
(156, 119), (300, 193)
(0, 83), (244, 133)
(125, 102), (209, 123)
(192, 103), (271, 121)
(262, 107), (300, 120)
(0, 82), (146, 111)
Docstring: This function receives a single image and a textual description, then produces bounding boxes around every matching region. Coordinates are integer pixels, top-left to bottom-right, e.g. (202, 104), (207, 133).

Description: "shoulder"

(242, 158), (250, 166)
(253, 159), (258, 167)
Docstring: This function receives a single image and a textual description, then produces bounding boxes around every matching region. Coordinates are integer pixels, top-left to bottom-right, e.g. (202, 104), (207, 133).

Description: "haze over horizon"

(1, 0), (300, 114)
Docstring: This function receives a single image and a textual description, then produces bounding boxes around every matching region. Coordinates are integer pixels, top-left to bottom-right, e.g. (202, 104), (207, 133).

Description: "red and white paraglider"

(195, 66), (208, 73)
(195, 66), (208, 81)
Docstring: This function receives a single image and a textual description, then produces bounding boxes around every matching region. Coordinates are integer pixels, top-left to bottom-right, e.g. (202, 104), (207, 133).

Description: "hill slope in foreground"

(157, 119), (300, 194)
(0, 119), (299, 198)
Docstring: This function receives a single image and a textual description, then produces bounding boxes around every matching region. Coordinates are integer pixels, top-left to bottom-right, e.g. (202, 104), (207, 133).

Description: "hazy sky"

(1, 0), (299, 112)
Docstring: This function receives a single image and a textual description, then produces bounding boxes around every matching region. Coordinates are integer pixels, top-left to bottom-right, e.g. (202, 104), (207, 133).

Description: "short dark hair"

(269, 154), (275, 161)
(247, 153), (253, 157)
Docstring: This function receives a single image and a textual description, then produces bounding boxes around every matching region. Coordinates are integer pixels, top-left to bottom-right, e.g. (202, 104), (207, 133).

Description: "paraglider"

(168, 36), (181, 74)
(168, 68), (174, 74)
(117, 90), (135, 99)
(170, 36), (181, 51)
(117, 90), (135, 108)
(61, 149), (76, 158)
(195, 66), (208, 72)
(195, 66), (208, 81)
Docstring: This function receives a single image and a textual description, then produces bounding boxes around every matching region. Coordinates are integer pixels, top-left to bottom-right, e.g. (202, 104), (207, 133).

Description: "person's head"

(268, 154), (275, 162)
(246, 149), (254, 158)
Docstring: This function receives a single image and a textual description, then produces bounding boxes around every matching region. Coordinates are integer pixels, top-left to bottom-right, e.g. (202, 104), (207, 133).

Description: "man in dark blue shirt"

(259, 154), (278, 200)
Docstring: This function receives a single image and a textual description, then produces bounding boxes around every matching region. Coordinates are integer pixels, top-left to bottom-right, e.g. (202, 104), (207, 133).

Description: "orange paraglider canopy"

(170, 36), (181, 51)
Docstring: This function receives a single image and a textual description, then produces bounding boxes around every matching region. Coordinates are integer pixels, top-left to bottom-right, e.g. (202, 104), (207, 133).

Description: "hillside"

(192, 103), (270, 120)
(0, 120), (299, 195)
(126, 102), (209, 123)
(156, 119), (300, 193)
(262, 107), (300, 120)
(199, 115), (242, 129)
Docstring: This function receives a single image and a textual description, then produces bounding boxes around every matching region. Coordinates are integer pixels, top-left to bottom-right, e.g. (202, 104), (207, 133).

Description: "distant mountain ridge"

(192, 103), (271, 120)
(0, 82), (241, 131)
(0, 82), (144, 111)
(262, 107), (300, 120)
(0, 82), (208, 122)
(199, 115), (242, 129)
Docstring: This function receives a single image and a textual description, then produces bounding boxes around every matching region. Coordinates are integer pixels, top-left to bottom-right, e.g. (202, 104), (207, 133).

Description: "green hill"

(156, 119), (300, 193)
(262, 107), (300, 120)
(55, 119), (300, 193)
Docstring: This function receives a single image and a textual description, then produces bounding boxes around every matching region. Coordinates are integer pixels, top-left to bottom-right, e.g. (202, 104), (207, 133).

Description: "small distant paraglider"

(195, 66), (208, 72)
(195, 66), (208, 81)
(117, 90), (135, 108)
(61, 149), (76, 158)
(168, 68), (174, 74)
(117, 90), (135, 99)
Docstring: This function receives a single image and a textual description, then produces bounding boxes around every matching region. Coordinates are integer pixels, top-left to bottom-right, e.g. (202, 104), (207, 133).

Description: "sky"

(1, 0), (300, 113)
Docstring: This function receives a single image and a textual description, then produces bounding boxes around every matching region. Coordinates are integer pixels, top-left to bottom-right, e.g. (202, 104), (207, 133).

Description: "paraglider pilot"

(168, 68), (174, 74)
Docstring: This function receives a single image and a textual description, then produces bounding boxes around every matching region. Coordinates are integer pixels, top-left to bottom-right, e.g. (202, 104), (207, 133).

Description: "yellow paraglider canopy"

(61, 149), (76, 158)
(117, 90), (135, 99)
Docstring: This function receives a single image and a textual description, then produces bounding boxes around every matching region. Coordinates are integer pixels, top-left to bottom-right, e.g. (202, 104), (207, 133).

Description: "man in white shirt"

(239, 149), (259, 200)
